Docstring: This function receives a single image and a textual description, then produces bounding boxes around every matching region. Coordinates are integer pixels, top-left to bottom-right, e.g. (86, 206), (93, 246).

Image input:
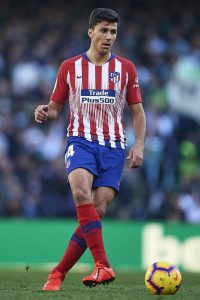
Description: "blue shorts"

(65, 137), (125, 192)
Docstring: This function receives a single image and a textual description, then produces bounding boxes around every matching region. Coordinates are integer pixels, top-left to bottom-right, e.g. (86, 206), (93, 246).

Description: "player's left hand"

(126, 143), (144, 168)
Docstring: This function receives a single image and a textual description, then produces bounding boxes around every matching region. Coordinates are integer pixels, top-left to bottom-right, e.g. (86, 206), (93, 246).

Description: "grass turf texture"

(0, 270), (199, 300)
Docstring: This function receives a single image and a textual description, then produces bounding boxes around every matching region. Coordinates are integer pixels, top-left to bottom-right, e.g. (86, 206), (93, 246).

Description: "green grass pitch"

(0, 269), (199, 300)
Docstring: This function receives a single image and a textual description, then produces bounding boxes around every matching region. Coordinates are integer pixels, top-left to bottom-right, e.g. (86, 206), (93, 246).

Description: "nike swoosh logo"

(76, 75), (82, 79)
(92, 271), (98, 279)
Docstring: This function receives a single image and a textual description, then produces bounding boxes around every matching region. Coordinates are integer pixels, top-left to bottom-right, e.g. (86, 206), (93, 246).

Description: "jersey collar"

(82, 52), (116, 64)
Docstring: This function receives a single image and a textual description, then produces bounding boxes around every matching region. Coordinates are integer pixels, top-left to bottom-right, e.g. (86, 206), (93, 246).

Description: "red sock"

(77, 203), (110, 267)
(54, 226), (87, 274)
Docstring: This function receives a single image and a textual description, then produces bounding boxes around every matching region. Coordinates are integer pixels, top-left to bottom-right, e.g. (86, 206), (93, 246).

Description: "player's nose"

(105, 32), (112, 40)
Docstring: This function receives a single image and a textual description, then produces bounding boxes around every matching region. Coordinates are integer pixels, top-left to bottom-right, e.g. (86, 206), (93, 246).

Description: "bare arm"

(34, 100), (63, 123)
(126, 103), (146, 168)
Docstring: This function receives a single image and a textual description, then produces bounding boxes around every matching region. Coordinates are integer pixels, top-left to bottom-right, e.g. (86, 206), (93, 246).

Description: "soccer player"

(34, 8), (146, 291)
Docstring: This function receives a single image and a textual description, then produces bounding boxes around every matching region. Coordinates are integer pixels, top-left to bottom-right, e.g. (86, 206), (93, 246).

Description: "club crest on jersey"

(109, 72), (120, 84)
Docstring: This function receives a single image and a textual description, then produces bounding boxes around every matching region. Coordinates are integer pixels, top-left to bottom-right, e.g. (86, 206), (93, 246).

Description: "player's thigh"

(68, 168), (94, 205)
(65, 138), (98, 205)
(65, 138), (98, 177)
(93, 186), (116, 218)
(93, 146), (125, 192)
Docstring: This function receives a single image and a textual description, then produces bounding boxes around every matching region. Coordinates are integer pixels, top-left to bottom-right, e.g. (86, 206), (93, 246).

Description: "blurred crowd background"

(0, 0), (200, 222)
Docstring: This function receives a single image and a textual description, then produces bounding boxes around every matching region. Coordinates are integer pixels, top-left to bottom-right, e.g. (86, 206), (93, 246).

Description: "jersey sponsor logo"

(109, 71), (120, 83)
(80, 89), (115, 104)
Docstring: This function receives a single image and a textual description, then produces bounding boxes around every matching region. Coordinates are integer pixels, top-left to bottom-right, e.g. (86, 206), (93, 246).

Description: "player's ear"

(88, 28), (93, 38)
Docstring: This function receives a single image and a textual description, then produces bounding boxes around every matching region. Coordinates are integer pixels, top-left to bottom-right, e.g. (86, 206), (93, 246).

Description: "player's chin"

(100, 48), (110, 56)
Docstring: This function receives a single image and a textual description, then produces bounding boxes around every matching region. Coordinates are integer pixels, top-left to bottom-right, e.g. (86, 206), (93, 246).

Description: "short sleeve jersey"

(51, 53), (142, 149)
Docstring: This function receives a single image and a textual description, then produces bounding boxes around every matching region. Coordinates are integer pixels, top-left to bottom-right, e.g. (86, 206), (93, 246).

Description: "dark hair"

(89, 8), (119, 28)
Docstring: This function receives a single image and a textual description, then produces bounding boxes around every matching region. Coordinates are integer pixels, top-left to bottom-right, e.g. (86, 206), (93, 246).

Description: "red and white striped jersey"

(51, 53), (142, 149)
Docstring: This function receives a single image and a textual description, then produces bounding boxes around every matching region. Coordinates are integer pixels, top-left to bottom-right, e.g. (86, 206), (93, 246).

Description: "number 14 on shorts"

(65, 145), (75, 168)
(67, 145), (75, 158)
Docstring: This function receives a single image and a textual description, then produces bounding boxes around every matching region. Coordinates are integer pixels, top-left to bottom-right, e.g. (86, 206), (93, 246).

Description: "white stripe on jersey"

(67, 69), (71, 88)
(93, 63), (110, 146)
(67, 69), (78, 136)
(115, 59), (126, 148)
(101, 63), (109, 88)
(79, 61), (95, 141)
(114, 59), (122, 93)
(88, 62), (105, 145)
(88, 61), (95, 89)
(75, 58), (82, 90)
(102, 63), (116, 147)
(75, 57), (92, 140)
(52, 79), (57, 93)
(72, 58), (82, 136)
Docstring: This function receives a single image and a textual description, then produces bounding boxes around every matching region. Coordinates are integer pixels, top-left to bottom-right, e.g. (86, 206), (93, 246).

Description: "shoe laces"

(48, 271), (64, 280)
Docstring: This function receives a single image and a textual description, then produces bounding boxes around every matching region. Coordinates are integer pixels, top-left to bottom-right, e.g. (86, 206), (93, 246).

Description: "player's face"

(89, 21), (117, 56)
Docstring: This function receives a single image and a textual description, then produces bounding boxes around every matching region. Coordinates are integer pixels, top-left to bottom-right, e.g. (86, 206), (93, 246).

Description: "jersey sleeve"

(50, 61), (69, 105)
(126, 61), (142, 105)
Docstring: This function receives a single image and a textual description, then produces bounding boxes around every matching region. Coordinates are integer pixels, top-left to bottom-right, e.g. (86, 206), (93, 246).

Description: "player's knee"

(72, 188), (91, 204)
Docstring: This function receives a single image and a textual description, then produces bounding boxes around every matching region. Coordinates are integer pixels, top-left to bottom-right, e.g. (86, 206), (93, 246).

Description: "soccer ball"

(145, 262), (182, 295)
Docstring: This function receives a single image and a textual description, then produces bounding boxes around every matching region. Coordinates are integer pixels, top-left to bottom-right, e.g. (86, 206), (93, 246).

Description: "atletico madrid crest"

(109, 72), (120, 83)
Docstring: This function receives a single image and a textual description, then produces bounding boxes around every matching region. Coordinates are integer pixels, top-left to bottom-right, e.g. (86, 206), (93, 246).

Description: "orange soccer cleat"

(82, 266), (115, 287)
(42, 270), (65, 291)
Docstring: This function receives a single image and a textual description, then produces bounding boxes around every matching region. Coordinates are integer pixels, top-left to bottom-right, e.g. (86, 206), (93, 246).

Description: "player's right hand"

(34, 105), (49, 123)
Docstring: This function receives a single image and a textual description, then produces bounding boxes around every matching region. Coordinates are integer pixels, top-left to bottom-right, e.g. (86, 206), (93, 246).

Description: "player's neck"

(86, 49), (111, 66)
